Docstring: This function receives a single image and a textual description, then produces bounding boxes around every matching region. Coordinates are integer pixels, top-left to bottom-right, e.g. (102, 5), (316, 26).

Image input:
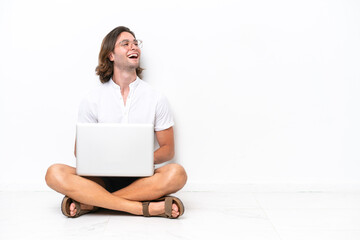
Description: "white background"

(0, 0), (359, 191)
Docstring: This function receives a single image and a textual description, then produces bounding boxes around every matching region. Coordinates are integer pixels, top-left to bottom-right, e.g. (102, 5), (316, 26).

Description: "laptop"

(76, 123), (154, 177)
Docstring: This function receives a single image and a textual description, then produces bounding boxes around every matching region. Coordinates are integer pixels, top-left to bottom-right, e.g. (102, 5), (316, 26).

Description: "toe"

(173, 203), (179, 212)
(70, 202), (75, 211)
(172, 211), (179, 218)
(172, 203), (179, 218)
(69, 202), (76, 216)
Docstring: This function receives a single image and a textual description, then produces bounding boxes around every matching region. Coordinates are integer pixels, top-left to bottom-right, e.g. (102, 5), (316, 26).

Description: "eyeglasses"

(118, 39), (143, 49)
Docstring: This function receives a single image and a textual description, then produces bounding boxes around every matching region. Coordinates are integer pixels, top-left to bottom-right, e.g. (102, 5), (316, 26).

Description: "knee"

(162, 163), (187, 192)
(45, 164), (70, 190)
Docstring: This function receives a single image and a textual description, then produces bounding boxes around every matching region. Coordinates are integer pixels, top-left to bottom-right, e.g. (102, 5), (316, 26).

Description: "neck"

(112, 68), (137, 90)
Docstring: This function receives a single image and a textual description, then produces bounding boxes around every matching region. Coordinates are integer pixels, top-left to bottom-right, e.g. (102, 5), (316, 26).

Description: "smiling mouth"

(128, 53), (139, 59)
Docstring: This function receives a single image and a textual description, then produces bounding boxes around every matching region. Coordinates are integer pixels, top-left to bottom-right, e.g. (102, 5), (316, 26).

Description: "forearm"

(154, 145), (174, 164)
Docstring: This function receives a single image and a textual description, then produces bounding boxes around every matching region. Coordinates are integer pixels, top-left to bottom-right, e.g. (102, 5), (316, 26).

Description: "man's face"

(109, 32), (141, 71)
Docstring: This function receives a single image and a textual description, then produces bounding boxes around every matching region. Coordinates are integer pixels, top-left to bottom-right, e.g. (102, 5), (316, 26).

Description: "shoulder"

(81, 81), (111, 103)
(137, 79), (166, 101)
(138, 80), (171, 111)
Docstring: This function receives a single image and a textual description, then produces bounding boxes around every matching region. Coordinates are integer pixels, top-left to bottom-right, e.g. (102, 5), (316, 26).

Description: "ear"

(108, 52), (114, 61)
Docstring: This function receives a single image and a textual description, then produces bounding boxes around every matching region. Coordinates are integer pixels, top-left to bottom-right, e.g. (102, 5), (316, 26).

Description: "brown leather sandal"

(61, 196), (99, 218)
(142, 196), (185, 219)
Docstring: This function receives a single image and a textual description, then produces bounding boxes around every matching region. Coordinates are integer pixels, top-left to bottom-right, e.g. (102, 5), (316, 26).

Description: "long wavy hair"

(95, 26), (143, 83)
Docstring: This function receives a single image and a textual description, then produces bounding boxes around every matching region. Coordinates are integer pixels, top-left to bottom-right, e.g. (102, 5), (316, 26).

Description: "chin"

(132, 63), (140, 69)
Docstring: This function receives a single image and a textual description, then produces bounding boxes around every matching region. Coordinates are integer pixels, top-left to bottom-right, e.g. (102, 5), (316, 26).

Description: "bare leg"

(112, 163), (187, 217)
(45, 163), (187, 217)
(46, 164), (142, 215)
(113, 163), (187, 201)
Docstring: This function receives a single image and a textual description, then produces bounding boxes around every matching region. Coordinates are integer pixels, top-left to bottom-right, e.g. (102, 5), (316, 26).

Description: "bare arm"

(154, 127), (175, 164)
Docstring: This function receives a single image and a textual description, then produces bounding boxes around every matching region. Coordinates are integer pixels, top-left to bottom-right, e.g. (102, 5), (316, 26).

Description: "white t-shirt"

(78, 77), (174, 131)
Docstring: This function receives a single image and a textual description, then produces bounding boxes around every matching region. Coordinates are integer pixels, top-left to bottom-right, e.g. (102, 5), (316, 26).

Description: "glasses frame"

(117, 39), (143, 49)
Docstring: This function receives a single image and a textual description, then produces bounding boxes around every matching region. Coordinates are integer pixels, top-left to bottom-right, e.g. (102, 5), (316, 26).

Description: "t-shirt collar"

(110, 76), (140, 90)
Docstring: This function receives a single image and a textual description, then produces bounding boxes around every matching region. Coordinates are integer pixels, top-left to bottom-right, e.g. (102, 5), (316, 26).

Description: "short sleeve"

(77, 97), (98, 123)
(154, 94), (174, 131)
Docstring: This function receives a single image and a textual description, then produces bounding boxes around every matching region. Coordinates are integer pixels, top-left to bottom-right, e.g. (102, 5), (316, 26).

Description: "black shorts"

(101, 177), (139, 193)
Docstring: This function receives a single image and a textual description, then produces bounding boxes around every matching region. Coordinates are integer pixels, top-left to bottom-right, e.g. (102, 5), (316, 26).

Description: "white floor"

(1, 190), (360, 240)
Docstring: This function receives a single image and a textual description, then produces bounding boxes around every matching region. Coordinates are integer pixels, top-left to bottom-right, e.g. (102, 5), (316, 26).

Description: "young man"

(45, 26), (187, 219)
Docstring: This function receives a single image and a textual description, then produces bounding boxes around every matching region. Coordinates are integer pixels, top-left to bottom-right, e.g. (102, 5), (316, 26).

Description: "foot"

(148, 201), (180, 218)
(69, 202), (95, 217)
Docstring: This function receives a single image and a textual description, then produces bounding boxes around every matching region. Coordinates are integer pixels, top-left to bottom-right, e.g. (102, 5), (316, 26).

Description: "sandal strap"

(141, 196), (184, 218)
(164, 197), (173, 218)
(61, 196), (99, 218)
(73, 200), (83, 217)
(72, 199), (98, 217)
(142, 202), (151, 217)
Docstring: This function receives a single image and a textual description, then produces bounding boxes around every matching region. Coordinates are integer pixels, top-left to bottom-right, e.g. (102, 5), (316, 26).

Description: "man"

(45, 26), (187, 219)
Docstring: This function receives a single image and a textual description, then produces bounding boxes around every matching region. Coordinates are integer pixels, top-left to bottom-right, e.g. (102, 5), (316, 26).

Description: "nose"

(130, 42), (139, 50)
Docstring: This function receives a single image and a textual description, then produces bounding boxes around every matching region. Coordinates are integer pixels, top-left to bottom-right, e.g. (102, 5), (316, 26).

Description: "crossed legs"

(45, 163), (187, 217)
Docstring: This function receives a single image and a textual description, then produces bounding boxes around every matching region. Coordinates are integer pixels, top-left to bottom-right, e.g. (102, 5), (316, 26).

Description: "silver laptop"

(76, 123), (154, 177)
